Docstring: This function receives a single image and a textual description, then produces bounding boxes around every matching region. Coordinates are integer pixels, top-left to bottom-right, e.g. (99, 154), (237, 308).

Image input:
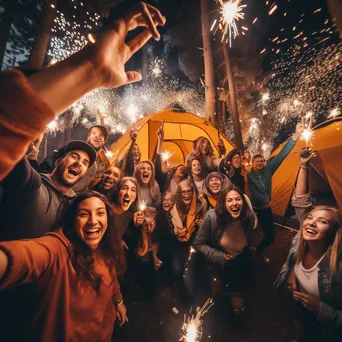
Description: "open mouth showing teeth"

(231, 207), (240, 213)
(68, 169), (80, 176)
(85, 229), (100, 238)
(305, 228), (317, 235)
(104, 179), (114, 184)
(123, 198), (131, 205)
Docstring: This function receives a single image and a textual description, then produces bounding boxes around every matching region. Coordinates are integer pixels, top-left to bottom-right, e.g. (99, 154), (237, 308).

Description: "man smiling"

(0, 140), (96, 241)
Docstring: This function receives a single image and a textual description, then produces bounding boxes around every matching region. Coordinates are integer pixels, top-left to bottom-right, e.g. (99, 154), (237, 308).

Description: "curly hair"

(63, 191), (126, 294)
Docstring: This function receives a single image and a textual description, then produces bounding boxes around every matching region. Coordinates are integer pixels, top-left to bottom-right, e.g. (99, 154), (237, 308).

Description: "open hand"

(82, 2), (166, 88)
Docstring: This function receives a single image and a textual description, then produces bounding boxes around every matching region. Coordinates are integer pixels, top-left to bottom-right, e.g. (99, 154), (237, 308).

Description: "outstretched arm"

(268, 122), (304, 175)
(0, 2), (165, 182)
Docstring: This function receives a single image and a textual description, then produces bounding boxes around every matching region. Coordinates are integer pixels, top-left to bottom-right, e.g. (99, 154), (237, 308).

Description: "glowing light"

(161, 150), (174, 162)
(328, 108), (341, 118)
(126, 104), (139, 122)
(104, 148), (114, 160)
(180, 299), (214, 342)
(217, 0), (247, 46)
(268, 4), (277, 15)
(188, 246), (196, 261)
(46, 120), (58, 133)
(88, 33), (96, 44)
(301, 129), (314, 146)
(305, 111), (314, 120)
(139, 200), (147, 212)
(253, 17), (257, 24)
(262, 92), (270, 103)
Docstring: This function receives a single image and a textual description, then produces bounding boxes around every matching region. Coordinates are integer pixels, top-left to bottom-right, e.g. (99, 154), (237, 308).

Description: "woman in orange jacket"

(0, 191), (127, 342)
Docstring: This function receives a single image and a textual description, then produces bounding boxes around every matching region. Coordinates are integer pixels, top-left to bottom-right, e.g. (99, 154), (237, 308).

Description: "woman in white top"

(274, 149), (342, 342)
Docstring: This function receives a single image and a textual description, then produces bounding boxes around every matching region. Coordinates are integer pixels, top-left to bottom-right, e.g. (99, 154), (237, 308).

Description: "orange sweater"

(0, 69), (55, 181)
(0, 228), (122, 342)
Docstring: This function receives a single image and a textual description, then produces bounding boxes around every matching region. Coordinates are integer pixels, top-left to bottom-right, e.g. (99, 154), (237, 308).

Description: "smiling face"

(180, 185), (193, 206)
(174, 165), (186, 178)
(138, 162), (152, 184)
(191, 159), (202, 176)
(226, 190), (244, 219)
(75, 197), (108, 250)
(55, 150), (90, 186)
(101, 166), (122, 191)
(252, 157), (265, 172)
(87, 127), (105, 151)
(201, 139), (210, 155)
(208, 176), (222, 195)
(231, 154), (241, 168)
(302, 209), (334, 242)
(162, 192), (175, 211)
(118, 180), (137, 211)
(133, 144), (141, 161)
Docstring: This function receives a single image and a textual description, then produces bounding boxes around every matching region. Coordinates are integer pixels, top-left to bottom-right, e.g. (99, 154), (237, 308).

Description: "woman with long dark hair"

(0, 191), (127, 342)
(274, 149), (342, 342)
(194, 185), (256, 314)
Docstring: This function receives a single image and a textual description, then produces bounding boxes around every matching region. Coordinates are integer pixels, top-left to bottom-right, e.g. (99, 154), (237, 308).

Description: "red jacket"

(0, 228), (122, 342)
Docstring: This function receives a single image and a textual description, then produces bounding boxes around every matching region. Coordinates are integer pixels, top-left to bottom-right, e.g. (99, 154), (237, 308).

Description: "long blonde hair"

(296, 206), (342, 278)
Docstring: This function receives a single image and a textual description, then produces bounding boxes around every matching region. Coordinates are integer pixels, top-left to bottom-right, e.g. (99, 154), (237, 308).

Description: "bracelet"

(115, 298), (124, 306)
(300, 166), (308, 170)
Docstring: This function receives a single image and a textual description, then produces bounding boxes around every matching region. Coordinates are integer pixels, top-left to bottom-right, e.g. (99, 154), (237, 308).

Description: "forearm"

(156, 138), (163, 155)
(28, 53), (100, 115)
(295, 166), (309, 196)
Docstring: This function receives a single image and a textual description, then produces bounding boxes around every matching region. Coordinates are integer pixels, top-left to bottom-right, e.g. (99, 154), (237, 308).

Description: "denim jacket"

(193, 209), (254, 264)
(274, 193), (342, 341)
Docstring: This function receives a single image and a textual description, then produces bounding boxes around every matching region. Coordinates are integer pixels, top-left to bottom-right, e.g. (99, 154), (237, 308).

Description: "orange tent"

(110, 108), (234, 165)
(271, 118), (342, 219)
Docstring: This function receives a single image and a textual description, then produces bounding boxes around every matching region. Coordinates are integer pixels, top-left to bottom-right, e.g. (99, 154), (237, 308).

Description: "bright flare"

(328, 108), (341, 119)
(139, 200), (147, 212)
(161, 150), (174, 162)
(218, 0), (247, 46)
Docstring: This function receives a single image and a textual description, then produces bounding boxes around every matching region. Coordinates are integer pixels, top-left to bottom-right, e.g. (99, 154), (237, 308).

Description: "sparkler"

(104, 148), (114, 160)
(161, 150), (175, 163)
(217, 0), (247, 46)
(328, 108), (341, 119)
(180, 298), (214, 342)
(139, 200), (147, 212)
(188, 246), (196, 261)
(46, 120), (58, 134)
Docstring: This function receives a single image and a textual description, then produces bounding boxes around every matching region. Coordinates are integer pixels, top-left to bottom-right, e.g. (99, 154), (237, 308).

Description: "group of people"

(0, 2), (341, 342)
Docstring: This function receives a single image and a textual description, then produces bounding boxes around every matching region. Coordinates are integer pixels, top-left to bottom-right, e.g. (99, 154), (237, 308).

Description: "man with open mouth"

(0, 140), (96, 241)
(92, 166), (122, 198)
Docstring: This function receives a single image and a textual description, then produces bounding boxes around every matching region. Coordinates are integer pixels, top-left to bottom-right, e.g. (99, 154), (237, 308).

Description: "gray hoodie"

(0, 158), (76, 241)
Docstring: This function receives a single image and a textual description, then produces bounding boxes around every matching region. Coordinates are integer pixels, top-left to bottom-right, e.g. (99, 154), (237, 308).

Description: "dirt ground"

(112, 226), (297, 342)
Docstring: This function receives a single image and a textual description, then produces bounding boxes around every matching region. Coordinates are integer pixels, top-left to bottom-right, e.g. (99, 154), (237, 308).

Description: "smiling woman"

(274, 148), (342, 342)
(0, 191), (127, 342)
(194, 185), (256, 315)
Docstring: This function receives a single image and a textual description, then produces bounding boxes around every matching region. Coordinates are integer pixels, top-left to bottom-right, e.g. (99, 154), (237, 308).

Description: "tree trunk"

(223, 43), (244, 152)
(0, 0), (16, 70)
(200, 0), (217, 126)
(327, 0), (342, 38)
(28, 0), (57, 68)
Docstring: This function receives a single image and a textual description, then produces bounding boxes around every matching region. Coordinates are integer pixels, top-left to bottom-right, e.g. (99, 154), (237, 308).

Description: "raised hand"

(81, 2), (166, 88)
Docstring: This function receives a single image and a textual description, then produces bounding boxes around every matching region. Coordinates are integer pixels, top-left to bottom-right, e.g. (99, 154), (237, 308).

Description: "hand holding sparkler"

(216, 138), (226, 156)
(299, 147), (315, 165)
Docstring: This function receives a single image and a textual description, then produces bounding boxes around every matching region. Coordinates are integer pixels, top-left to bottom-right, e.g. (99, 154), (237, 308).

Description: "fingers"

(127, 28), (154, 56)
(125, 71), (142, 84)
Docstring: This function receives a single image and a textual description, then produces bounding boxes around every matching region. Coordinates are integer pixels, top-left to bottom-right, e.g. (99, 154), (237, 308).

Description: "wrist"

(300, 165), (309, 170)
(115, 298), (124, 307)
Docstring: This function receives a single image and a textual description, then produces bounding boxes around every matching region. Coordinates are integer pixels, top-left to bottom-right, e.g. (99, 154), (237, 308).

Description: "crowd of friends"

(0, 2), (341, 342)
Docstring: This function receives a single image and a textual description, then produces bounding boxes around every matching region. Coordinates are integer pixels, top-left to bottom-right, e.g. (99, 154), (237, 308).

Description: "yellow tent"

(271, 118), (342, 218)
(110, 108), (234, 165)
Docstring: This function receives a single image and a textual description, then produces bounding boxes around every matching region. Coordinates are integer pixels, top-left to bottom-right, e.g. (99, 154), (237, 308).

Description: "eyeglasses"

(181, 190), (193, 195)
